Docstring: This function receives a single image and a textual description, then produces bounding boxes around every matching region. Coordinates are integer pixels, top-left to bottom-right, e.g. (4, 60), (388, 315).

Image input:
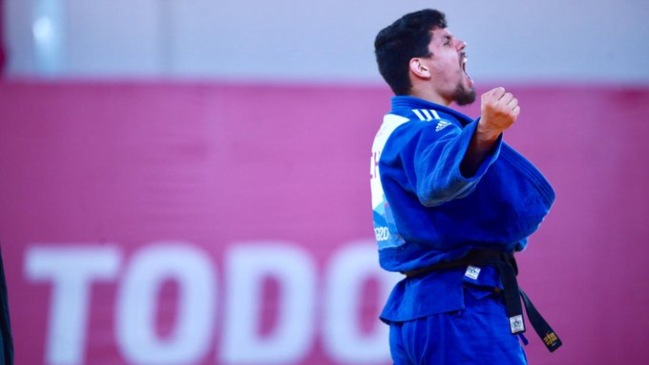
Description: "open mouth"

(460, 53), (472, 82)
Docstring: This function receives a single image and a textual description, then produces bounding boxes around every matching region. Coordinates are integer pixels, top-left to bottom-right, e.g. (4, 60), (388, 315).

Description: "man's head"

(374, 9), (475, 106)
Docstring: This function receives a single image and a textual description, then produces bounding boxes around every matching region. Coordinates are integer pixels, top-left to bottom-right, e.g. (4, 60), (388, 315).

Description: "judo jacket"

(370, 95), (555, 322)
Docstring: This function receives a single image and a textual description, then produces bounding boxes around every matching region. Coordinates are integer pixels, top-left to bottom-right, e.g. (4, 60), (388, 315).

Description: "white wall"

(5, 0), (649, 84)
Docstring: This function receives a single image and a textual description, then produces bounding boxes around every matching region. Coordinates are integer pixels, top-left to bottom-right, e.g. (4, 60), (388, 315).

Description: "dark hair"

(374, 9), (447, 95)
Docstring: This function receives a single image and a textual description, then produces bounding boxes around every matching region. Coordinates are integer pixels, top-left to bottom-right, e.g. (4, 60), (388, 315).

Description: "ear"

(409, 58), (431, 78)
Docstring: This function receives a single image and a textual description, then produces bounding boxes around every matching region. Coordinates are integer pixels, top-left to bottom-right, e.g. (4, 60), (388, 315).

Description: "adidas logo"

(411, 109), (453, 132)
(435, 120), (452, 132)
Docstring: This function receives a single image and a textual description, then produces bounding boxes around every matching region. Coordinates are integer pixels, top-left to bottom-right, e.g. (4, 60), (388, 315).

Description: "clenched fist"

(478, 87), (520, 140)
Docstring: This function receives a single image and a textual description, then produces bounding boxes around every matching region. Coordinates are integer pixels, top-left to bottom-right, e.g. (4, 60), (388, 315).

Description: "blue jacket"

(370, 96), (555, 322)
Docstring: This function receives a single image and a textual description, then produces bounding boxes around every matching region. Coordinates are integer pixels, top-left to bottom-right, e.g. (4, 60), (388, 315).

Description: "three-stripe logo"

(412, 109), (440, 121)
(412, 109), (452, 132)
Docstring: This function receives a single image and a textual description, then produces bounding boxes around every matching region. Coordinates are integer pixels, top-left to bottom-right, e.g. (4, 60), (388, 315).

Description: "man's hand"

(460, 87), (520, 177)
(478, 87), (520, 141)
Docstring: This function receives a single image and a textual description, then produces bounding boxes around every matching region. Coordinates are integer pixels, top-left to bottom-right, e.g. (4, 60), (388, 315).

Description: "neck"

(408, 86), (451, 106)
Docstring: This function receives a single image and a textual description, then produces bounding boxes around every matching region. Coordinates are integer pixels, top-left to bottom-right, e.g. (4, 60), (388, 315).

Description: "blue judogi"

(370, 96), (555, 364)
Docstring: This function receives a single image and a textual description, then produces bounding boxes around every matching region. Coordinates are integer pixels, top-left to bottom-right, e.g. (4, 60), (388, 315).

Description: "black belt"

(403, 249), (562, 352)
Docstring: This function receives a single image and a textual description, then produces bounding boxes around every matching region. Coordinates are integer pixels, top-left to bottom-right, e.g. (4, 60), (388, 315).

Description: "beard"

(453, 82), (476, 106)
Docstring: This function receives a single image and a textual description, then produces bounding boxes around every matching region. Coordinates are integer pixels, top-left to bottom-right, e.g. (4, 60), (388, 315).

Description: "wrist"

(476, 121), (501, 144)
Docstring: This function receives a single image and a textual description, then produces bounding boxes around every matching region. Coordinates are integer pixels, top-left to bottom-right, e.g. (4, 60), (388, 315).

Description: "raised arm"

(461, 87), (520, 177)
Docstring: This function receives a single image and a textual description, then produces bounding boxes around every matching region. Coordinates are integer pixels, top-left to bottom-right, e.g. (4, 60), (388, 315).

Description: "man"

(370, 9), (560, 364)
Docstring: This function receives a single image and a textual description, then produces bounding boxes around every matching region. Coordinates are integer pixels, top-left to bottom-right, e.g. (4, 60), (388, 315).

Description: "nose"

(457, 39), (466, 51)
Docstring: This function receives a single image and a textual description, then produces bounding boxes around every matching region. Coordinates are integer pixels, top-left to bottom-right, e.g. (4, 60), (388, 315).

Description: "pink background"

(1, 82), (648, 364)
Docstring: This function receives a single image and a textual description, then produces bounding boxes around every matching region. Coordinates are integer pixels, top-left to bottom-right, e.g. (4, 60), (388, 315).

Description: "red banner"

(1, 82), (648, 364)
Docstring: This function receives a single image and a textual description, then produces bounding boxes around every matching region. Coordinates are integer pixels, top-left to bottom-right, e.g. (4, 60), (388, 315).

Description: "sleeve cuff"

(457, 118), (503, 181)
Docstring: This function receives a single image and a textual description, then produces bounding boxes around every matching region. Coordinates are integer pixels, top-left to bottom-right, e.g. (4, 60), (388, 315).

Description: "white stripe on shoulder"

(412, 109), (425, 121)
(412, 109), (442, 122)
(421, 109), (433, 121)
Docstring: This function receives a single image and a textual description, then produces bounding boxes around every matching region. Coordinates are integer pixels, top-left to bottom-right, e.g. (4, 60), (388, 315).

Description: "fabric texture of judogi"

(370, 96), (555, 364)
